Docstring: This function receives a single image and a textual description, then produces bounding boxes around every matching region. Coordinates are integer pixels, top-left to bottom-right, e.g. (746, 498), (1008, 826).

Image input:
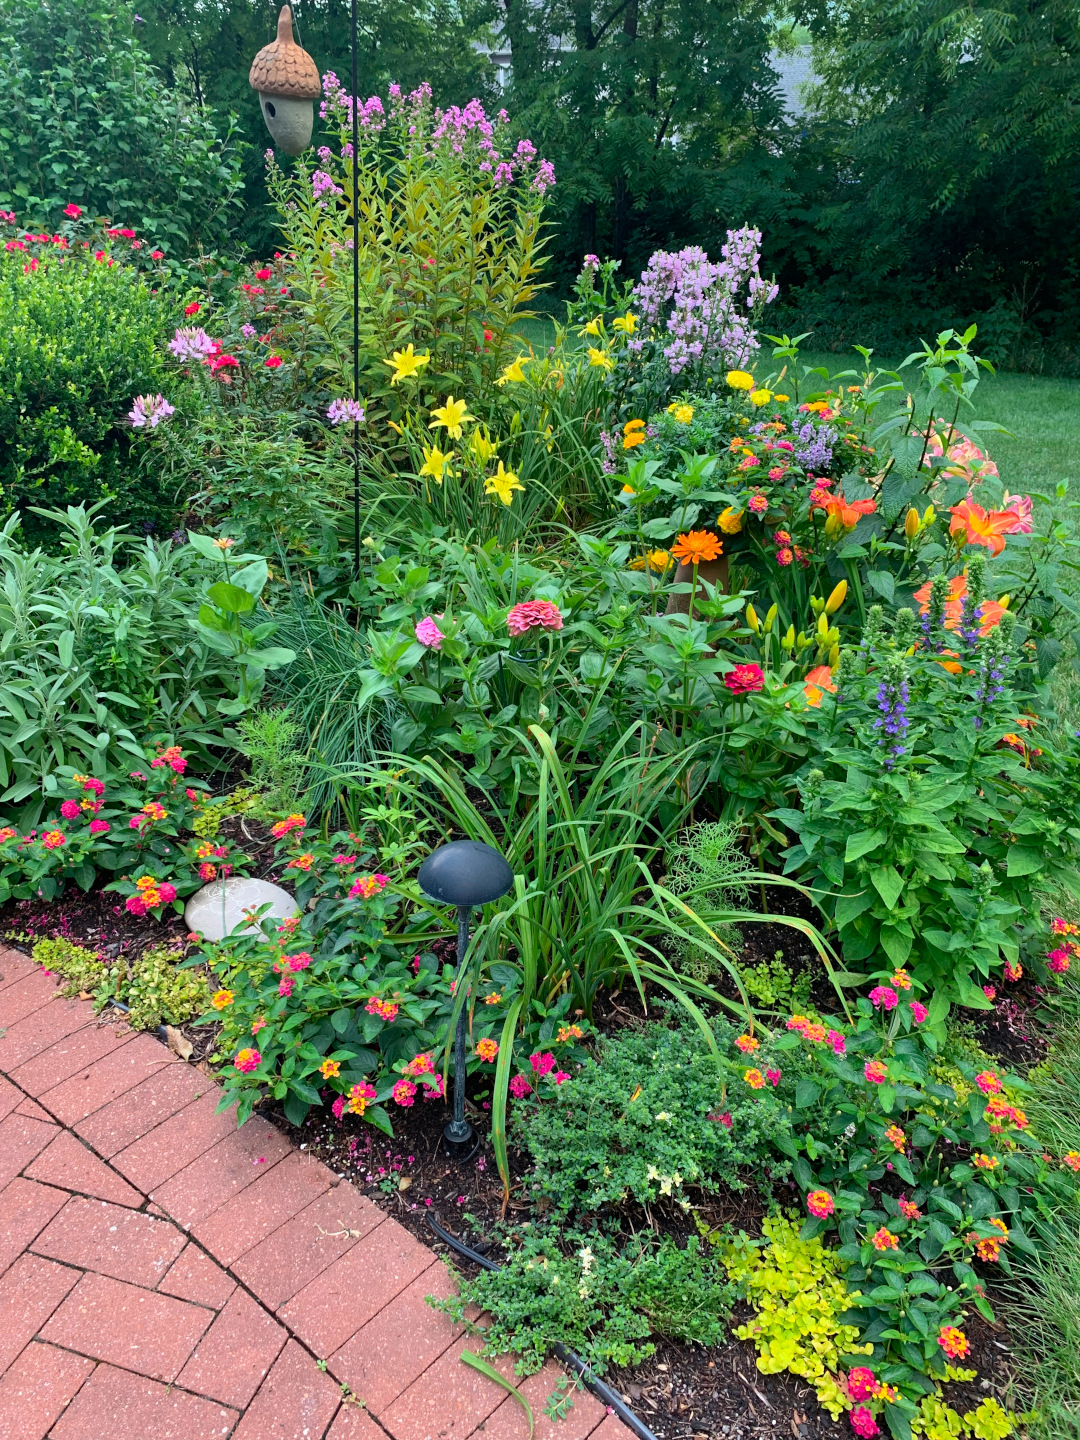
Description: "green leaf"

(330, 1008), (351, 1034)
(1006, 845), (1043, 878)
(795, 1079), (822, 1109)
(206, 581), (256, 614)
(460, 1353), (533, 1437)
(870, 865), (904, 911)
(846, 829), (887, 863)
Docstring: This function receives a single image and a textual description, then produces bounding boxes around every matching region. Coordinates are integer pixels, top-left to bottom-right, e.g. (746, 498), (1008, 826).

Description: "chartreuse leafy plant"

(27, 936), (210, 1031)
(775, 588), (1080, 1003)
(433, 1226), (734, 1376)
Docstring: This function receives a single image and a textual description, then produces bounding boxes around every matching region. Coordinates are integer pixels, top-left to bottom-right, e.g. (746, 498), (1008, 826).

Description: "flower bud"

(904, 507), (920, 539)
(817, 611), (829, 639)
(746, 603), (761, 634)
(781, 624), (795, 651)
(825, 580), (847, 614)
(764, 603), (778, 633)
(828, 643), (840, 668)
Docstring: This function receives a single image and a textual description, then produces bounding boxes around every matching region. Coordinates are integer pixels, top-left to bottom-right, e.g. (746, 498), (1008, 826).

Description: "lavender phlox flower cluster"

(320, 74), (387, 131)
(793, 419), (835, 472)
(327, 397), (365, 426)
(599, 429), (620, 475)
(242, 323), (257, 338)
(630, 227), (776, 376)
(168, 326), (215, 361)
(872, 657), (910, 769)
(128, 393), (174, 429)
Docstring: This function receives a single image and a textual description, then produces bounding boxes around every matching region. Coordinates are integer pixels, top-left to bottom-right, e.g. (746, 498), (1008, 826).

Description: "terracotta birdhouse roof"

(249, 6), (321, 100)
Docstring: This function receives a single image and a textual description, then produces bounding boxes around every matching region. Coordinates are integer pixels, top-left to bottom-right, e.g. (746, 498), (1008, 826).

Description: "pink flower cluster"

(129, 393), (174, 429)
(327, 397), (365, 426)
(415, 616), (444, 649)
(349, 873), (389, 900)
(869, 985), (898, 1011)
(168, 325), (215, 362)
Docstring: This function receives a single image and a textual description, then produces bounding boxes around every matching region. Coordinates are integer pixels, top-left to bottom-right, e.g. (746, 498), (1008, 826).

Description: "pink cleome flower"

(507, 600), (563, 637)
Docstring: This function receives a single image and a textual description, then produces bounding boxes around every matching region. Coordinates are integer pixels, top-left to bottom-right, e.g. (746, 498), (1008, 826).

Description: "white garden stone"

(184, 875), (299, 942)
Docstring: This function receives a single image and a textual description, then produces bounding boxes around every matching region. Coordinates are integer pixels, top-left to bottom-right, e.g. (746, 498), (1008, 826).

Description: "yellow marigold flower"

(612, 311), (638, 335)
(484, 461), (525, 506)
(384, 343), (430, 384)
(418, 445), (454, 484)
(496, 355), (529, 385)
(211, 988), (234, 1011)
(428, 395), (474, 440)
(587, 347), (614, 371)
(718, 507), (744, 534)
(667, 403), (694, 424)
(726, 370), (755, 390)
(750, 388), (773, 407)
(628, 549), (670, 573)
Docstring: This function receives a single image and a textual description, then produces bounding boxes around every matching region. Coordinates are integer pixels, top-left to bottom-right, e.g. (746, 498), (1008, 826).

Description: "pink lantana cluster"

(350, 873), (389, 900)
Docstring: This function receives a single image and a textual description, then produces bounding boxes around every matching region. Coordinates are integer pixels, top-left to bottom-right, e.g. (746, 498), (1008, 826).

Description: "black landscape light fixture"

(251, 3), (363, 580)
(417, 840), (514, 1149)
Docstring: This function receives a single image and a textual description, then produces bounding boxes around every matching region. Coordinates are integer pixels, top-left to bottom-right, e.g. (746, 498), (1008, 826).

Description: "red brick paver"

(0, 946), (633, 1440)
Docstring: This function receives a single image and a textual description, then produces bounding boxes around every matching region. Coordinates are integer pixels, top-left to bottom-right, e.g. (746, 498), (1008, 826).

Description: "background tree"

(0, 0), (244, 251)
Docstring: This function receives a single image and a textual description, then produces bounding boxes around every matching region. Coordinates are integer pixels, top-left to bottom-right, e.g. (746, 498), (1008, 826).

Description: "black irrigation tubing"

(425, 1213), (661, 1440)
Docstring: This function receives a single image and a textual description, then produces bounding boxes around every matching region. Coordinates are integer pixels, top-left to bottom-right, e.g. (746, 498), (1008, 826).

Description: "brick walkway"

(0, 947), (633, 1440)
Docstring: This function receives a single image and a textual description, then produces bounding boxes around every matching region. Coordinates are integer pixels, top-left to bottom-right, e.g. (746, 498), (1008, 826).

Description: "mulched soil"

(0, 873), (1046, 1439)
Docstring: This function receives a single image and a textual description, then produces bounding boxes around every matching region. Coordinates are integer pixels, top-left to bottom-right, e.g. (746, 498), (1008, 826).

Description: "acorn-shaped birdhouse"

(249, 5), (320, 156)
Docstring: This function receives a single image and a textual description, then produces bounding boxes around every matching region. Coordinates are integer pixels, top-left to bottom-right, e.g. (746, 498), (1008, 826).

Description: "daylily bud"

(817, 611), (829, 639)
(825, 580), (847, 614)
(905, 507), (919, 539)
(922, 505), (936, 527)
(810, 595), (824, 616)
(746, 603), (761, 634)
(764, 603), (778, 633)
(828, 643), (840, 668)
(998, 594), (1010, 609)
(781, 624), (795, 651)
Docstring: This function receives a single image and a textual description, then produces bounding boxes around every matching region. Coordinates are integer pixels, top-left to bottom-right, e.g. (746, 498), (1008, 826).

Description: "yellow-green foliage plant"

(711, 1213), (871, 1419)
(30, 935), (209, 1032)
(268, 83), (553, 420)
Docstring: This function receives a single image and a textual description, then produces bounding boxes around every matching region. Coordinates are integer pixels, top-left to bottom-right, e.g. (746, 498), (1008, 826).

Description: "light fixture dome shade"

(417, 840), (514, 909)
(249, 5), (320, 155)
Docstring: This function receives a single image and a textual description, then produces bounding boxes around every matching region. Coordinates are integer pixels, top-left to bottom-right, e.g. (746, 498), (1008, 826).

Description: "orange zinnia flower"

(803, 665), (837, 707)
(948, 499), (1016, 558)
(912, 573), (1006, 636)
(671, 530), (723, 565)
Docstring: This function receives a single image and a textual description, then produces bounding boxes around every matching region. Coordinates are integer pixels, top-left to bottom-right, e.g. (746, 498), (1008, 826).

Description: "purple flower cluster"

(128, 393), (174, 429)
(630, 227), (778, 377)
(327, 397), (365, 426)
(312, 170), (343, 199)
(319, 74), (387, 131)
(872, 661), (910, 769)
(168, 326), (214, 361)
(793, 419), (835, 471)
(599, 429), (620, 475)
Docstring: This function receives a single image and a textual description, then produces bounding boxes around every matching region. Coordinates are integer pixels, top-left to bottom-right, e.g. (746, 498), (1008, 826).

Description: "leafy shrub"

(0, 512), (292, 825)
(0, 237), (172, 532)
(776, 595), (1080, 1001)
(0, 0), (242, 251)
(737, 954), (813, 1014)
(514, 1017), (793, 1216)
(434, 1226), (734, 1375)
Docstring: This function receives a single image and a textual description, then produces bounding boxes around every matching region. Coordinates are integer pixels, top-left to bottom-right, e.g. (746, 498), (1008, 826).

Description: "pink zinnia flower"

(507, 600), (563, 637)
(415, 616), (445, 649)
(724, 663), (765, 695)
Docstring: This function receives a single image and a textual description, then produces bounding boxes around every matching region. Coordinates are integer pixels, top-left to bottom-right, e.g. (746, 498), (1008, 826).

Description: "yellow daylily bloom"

(727, 370), (755, 390)
(750, 388), (773, 407)
(484, 461), (525, 506)
(418, 445), (454, 484)
(497, 355), (529, 386)
(667, 403), (694, 424)
(384, 343), (430, 384)
(428, 395), (474, 440)
(580, 317), (604, 337)
(612, 311), (638, 335)
(587, 347), (614, 371)
(468, 426), (499, 465)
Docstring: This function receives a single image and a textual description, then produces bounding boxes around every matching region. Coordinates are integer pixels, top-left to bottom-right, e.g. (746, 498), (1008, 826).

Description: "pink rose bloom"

(89, 820), (110, 834)
(910, 1001), (928, 1023)
(415, 616), (445, 649)
(506, 600), (563, 636)
(869, 985), (899, 1011)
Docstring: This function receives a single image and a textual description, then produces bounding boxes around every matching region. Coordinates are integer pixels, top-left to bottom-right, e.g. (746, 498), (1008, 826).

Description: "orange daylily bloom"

(913, 573), (1007, 636)
(671, 530), (723, 565)
(803, 665), (837, 707)
(814, 493), (876, 534)
(948, 499), (1016, 558)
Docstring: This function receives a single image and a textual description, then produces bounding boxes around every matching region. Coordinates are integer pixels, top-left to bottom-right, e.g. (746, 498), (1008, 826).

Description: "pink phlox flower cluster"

(168, 326), (215, 361)
(312, 170), (343, 199)
(327, 397), (365, 426)
(129, 393), (174, 429)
